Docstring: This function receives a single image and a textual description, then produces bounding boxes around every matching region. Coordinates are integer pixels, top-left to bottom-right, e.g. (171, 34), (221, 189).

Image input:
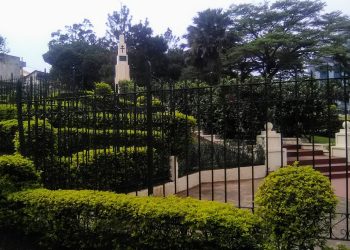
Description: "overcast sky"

(1, 0), (349, 72)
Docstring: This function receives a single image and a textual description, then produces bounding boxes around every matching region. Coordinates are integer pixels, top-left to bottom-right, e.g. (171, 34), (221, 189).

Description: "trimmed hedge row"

(1, 189), (261, 249)
(0, 104), (17, 121)
(0, 119), (56, 157)
(0, 154), (39, 198)
(67, 147), (169, 192)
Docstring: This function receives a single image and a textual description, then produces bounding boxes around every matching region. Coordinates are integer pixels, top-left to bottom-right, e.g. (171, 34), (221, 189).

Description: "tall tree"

(184, 8), (233, 84)
(224, 0), (327, 81)
(106, 5), (133, 49)
(43, 19), (114, 89)
(106, 6), (169, 85)
(0, 35), (9, 54)
(316, 11), (350, 74)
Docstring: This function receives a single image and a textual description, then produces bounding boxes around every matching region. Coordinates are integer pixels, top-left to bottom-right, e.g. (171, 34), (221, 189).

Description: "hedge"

(0, 154), (39, 197)
(0, 119), (57, 158)
(1, 189), (262, 249)
(68, 147), (169, 192)
(0, 104), (17, 121)
(0, 119), (18, 153)
(57, 128), (163, 155)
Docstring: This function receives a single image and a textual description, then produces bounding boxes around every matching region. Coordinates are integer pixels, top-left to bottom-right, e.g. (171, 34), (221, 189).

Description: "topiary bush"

(0, 119), (18, 153)
(255, 163), (338, 250)
(0, 104), (17, 121)
(69, 147), (169, 192)
(14, 119), (57, 163)
(0, 154), (40, 198)
(1, 189), (262, 249)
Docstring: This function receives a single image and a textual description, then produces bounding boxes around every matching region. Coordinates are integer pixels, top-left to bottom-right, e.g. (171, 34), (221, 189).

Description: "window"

(119, 56), (127, 61)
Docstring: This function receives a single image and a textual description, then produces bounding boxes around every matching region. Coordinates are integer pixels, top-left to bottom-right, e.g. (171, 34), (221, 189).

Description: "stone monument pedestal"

(256, 122), (287, 172)
(331, 121), (350, 160)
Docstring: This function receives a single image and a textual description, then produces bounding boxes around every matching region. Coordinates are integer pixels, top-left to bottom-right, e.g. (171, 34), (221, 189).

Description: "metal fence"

(1, 74), (350, 240)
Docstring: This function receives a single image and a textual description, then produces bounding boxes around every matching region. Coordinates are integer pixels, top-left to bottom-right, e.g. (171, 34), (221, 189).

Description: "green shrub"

(0, 154), (39, 197)
(57, 128), (163, 155)
(69, 147), (169, 192)
(94, 82), (113, 96)
(0, 104), (17, 121)
(2, 189), (261, 249)
(0, 119), (18, 153)
(178, 139), (265, 176)
(255, 163), (338, 250)
(14, 119), (57, 165)
(0, 119), (57, 158)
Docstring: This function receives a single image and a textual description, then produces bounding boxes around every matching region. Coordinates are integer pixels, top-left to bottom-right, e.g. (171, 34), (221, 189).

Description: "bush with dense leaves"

(0, 104), (17, 121)
(13, 120), (57, 162)
(255, 163), (338, 250)
(0, 119), (18, 153)
(1, 189), (262, 249)
(0, 154), (39, 197)
(68, 147), (169, 192)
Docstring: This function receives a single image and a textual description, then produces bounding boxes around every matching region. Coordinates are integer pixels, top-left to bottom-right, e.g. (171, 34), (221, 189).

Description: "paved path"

(177, 177), (350, 247)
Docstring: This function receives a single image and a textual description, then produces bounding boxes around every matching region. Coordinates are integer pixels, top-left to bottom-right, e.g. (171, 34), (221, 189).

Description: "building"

(0, 53), (26, 80)
(24, 70), (48, 85)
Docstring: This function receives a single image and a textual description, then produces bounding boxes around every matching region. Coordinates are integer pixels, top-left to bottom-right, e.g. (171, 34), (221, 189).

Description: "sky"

(1, 0), (350, 72)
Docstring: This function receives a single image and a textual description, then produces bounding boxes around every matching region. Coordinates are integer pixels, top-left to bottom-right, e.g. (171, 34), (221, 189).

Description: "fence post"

(146, 60), (154, 195)
(16, 79), (25, 155)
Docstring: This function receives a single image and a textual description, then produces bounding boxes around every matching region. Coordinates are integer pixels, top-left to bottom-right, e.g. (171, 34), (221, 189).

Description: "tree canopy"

(184, 0), (350, 82)
(42, 0), (350, 86)
(0, 35), (9, 54)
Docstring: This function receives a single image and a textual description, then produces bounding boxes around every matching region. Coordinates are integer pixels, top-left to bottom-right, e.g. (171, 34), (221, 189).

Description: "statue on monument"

(115, 34), (130, 92)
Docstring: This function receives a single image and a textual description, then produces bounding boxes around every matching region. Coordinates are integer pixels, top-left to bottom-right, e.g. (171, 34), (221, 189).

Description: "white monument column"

(256, 122), (287, 172)
(331, 121), (350, 161)
(115, 34), (130, 92)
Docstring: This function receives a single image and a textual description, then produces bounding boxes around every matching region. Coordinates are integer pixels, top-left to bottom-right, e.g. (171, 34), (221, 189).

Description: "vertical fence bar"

(145, 61), (154, 196)
(343, 72), (349, 240)
(209, 86), (214, 201)
(16, 79), (25, 155)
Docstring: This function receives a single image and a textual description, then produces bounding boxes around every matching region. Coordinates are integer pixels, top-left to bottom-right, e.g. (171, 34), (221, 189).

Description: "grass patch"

(311, 135), (335, 145)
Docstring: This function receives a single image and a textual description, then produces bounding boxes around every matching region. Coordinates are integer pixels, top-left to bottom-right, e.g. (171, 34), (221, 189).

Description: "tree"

(225, 0), (326, 82)
(184, 8), (233, 84)
(105, 5), (133, 49)
(106, 6), (169, 85)
(43, 19), (114, 89)
(316, 11), (350, 74)
(0, 35), (9, 54)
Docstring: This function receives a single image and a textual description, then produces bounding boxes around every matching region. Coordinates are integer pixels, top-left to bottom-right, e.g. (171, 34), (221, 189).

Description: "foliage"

(118, 79), (138, 93)
(94, 82), (113, 96)
(2, 189), (262, 249)
(68, 147), (169, 192)
(0, 154), (39, 198)
(178, 138), (265, 176)
(43, 19), (114, 89)
(224, 0), (327, 81)
(106, 5), (170, 84)
(0, 119), (18, 153)
(0, 104), (17, 121)
(57, 128), (163, 155)
(13, 119), (57, 164)
(255, 163), (338, 250)
(0, 34), (9, 54)
(184, 8), (233, 84)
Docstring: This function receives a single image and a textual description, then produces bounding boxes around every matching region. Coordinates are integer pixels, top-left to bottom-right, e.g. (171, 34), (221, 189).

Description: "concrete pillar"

(331, 121), (350, 161)
(256, 122), (287, 171)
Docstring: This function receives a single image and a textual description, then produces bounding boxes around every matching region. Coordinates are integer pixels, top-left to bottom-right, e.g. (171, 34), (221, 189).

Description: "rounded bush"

(255, 163), (337, 250)
(0, 154), (40, 197)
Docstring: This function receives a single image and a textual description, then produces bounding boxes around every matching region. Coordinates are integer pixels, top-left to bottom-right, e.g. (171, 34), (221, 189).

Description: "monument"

(115, 34), (130, 92)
